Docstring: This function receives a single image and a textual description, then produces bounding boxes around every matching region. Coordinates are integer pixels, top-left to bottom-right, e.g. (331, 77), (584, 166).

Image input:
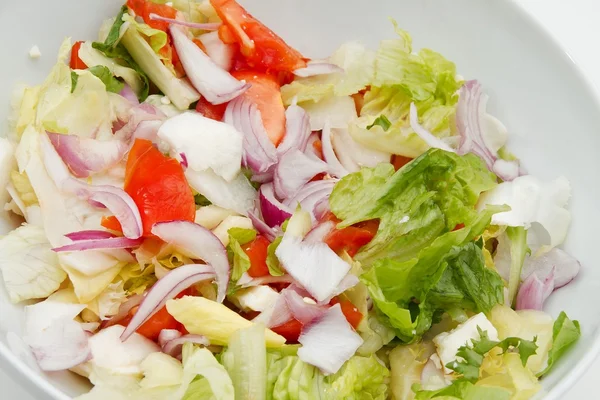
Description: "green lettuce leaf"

(414, 380), (511, 400)
(227, 228), (257, 281)
(350, 21), (463, 158)
(330, 149), (498, 265)
(266, 237), (285, 277)
(178, 343), (235, 400)
(330, 149), (502, 341)
(265, 348), (389, 400)
(72, 66), (125, 94)
(221, 323), (267, 400)
(538, 311), (581, 376)
(505, 226), (529, 305)
(92, 5), (150, 101)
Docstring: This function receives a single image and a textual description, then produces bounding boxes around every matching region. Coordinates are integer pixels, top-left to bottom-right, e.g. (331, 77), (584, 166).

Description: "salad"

(0, 0), (583, 399)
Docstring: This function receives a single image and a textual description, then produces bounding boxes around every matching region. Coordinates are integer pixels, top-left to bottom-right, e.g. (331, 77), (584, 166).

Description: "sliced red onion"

(121, 264), (216, 341)
(199, 31), (236, 71)
(313, 197), (331, 222)
(284, 289), (327, 325)
(27, 318), (91, 371)
(321, 122), (349, 178)
(180, 153), (188, 169)
(456, 80), (519, 181)
(46, 132), (128, 178)
(259, 183), (293, 228)
(133, 120), (164, 143)
(284, 180), (336, 208)
(170, 25), (250, 105)
(304, 221), (335, 243)
(151, 221), (229, 303)
(521, 247), (580, 289)
(320, 273), (360, 305)
(238, 273), (293, 288)
(275, 236), (351, 302)
(293, 61), (344, 78)
(224, 97), (278, 174)
(409, 103), (455, 153)
(304, 132), (323, 162)
(516, 268), (555, 311)
(248, 209), (277, 241)
(297, 304), (363, 375)
(254, 293), (291, 328)
(149, 13), (221, 31)
(65, 230), (115, 241)
(39, 133), (143, 239)
(158, 329), (182, 348)
(113, 105), (165, 142)
(103, 294), (144, 328)
(162, 334), (210, 357)
(52, 237), (143, 252)
(274, 149), (328, 199)
(119, 84), (140, 105)
(277, 104), (312, 156)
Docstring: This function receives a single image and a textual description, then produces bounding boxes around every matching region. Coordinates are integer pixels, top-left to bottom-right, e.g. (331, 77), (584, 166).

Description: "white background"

(1, 0), (600, 398)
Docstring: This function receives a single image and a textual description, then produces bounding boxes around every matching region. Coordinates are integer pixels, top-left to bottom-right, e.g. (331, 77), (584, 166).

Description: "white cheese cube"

(230, 286), (280, 312)
(433, 312), (498, 373)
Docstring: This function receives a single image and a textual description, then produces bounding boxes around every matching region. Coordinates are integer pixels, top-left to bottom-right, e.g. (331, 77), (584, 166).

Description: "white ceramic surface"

(1, 0), (600, 398)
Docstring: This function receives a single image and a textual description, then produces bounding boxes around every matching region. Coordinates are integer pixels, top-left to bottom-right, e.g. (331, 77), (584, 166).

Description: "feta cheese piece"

(433, 312), (498, 373)
(477, 175), (571, 248)
(29, 45), (41, 59)
(158, 112), (243, 182)
(230, 286), (280, 312)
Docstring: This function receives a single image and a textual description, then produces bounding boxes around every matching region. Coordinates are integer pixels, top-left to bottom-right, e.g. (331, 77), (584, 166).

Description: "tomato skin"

(127, 0), (177, 31)
(210, 0), (306, 72)
(244, 236), (271, 277)
(124, 139), (195, 237)
(70, 41), (87, 70)
(272, 319), (303, 343)
(392, 155), (412, 171)
(231, 71), (286, 146)
(195, 97), (228, 121)
(324, 221), (379, 257)
(330, 298), (363, 329)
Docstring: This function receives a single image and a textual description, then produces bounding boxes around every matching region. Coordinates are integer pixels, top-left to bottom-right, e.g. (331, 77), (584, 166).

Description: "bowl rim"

(1, 0), (600, 398)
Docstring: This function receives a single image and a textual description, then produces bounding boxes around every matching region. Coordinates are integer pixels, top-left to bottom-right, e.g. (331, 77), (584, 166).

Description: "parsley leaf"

(227, 228), (257, 281)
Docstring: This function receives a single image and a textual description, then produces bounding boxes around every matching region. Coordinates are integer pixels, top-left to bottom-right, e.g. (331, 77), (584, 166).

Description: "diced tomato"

(271, 319), (303, 343)
(101, 215), (123, 233)
(210, 0), (306, 72)
(243, 236), (270, 277)
(69, 41), (87, 70)
(195, 97), (228, 121)
(324, 220), (379, 257)
(192, 38), (208, 53)
(453, 223), (465, 231)
(392, 155), (412, 171)
(119, 306), (180, 341)
(330, 298), (363, 329)
(312, 139), (324, 160)
(123, 139), (195, 236)
(127, 0), (177, 31)
(231, 71), (286, 146)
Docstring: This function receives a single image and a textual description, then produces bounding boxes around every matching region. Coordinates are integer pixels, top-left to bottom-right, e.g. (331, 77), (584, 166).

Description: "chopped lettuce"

(265, 348), (389, 400)
(72, 66), (125, 94)
(10, 170), (38, 206)
(166, 296), (286, 347)
(389, 341), (436, 400)
(330, 149), (503, 341)
(120, 24), (199, 110)
(221, 323), (267, 400)
(414, 379), (511, 400)
(0, 224), (66, 303)
(281, 42), (375, 105)
(227, 228), (257, 281)
(266, 237), (285, 277)
(330, 149), (498, 265)
(538, 311), (581, 376)
(177, 343), (234, 400)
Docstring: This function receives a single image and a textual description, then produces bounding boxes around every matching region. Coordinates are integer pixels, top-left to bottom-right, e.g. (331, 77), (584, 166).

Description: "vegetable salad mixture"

(0, 0), (582, 399)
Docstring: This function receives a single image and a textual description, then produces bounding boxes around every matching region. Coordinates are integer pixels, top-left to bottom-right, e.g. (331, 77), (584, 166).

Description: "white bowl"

(1, 0), (600, 398)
